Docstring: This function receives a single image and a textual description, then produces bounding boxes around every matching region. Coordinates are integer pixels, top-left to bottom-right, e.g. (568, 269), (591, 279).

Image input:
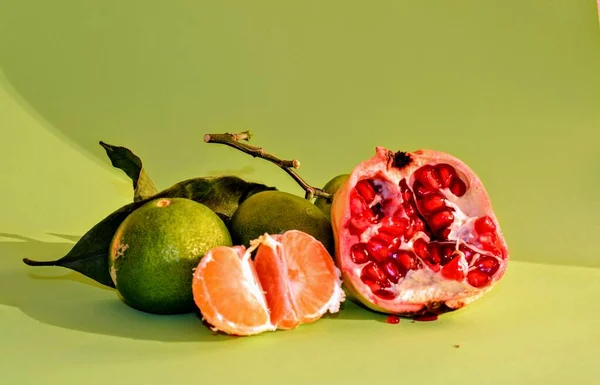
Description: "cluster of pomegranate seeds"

(345, 162), (505, 300)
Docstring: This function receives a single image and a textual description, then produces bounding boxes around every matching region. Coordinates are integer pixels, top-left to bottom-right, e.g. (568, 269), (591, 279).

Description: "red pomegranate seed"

(380, 261), (401, 284)
(363, 262), (388, 282)
(435, 163), (456, 188)
(360, 276), (385, 292)
(376, 231), (401, 251)
(449, 178), (467, 197)
(441, 256), (466, 281)
(374, 290), (396, 300)
(475, 216), (496, 234)
(412, 217), (425, 232)
(391, 250), (419, 271)
(420, 193), (446, 214)
(355, 179), (377, 204)
(412, 180), (431, 197)
(478, 232), (497, 249)
(380, 218), (409, 237)
(439, 243), (456, 265)
(403, 202), (416, 217)
(402, 187), (413, 202)
(429, 210), (455, 231)
(347, 216), (370, 236)
(467, 269), (491, 288)
(439, 228), (451, 239)
(366, 237), (391, 262)
(350, 243), (370, 264)
(386, 315), (400, 324)
(350, 192), (371, 216)
(458, 244), (476, 264)
(413, 314), (438, 322)
(426, 243), (442, 265)
(475, 256), (500, 275)
(413, 238), (429, 259)
(417, 165), (442, 190)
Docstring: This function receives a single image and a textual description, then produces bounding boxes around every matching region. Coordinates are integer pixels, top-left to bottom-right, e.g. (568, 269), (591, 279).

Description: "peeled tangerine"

(331, 147), (509, 317)
(192, 230), (345, 336)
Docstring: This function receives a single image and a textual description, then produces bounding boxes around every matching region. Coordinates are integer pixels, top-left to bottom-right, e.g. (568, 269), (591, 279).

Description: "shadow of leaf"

(0, 233), (235, 343)
(45, 233), (82, 242)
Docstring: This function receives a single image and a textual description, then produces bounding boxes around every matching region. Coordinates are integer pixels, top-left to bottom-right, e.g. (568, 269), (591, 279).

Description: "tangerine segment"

(278, 230), (344, 323)
(254, 236), (299, 330)
(192, 246), (275, 336)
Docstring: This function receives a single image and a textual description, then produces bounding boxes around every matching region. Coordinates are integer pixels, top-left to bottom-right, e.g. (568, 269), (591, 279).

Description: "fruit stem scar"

(391, 151), (412, 169)
(204, 131), (333, 202)
(156, 198), (171, 207)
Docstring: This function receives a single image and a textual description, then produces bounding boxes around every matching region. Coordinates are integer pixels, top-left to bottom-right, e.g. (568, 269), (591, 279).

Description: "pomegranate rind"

(331, 147), (509, 316)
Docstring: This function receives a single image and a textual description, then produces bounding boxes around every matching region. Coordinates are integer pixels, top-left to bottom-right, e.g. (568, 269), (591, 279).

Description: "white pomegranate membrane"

(331, 148), (509, 316)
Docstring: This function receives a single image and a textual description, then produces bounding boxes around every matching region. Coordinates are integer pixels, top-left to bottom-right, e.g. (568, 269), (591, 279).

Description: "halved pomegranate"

(331, 147), (509, 316)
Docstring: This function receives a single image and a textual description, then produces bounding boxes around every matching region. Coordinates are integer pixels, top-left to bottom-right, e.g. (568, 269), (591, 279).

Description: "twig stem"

(204, 131), (332, 201)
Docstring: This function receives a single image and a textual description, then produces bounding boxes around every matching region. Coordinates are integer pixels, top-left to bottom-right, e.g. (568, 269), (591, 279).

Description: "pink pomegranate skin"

(331, 147), (509, 316)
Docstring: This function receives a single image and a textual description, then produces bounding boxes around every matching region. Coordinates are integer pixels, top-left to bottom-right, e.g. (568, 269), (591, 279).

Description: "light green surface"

(1, 1), (599, 384)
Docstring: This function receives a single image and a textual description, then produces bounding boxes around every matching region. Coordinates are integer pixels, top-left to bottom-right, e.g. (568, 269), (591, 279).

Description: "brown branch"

(204, 131), (332, 201)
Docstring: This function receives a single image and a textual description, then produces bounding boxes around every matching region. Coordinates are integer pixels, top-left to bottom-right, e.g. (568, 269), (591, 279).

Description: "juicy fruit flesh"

(254, 231), (344, 329)
(192, 246), (275, 336)
(334, 149), (508, 313)
(192, 231), (344, 336)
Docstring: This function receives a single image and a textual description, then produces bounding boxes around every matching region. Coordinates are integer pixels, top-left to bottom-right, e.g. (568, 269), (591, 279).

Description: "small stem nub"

(204, 131), (332, 201)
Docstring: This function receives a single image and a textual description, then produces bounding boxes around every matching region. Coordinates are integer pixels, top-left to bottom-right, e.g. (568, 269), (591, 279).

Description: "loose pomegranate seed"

(429, 210), (454, 231)
(435, 163), (456, 188)
(467, 269), (491, 288)
(420, 193), (446, 213)
(355, 179), (377, 204)
(449, 178), (467, 197)
(441, 256), (466, 281)
(413, 314), (438, 322)
(474, 256), (500, 275)
(363, 262), (388, 283)
(475, 216), (496, 234)
(350, 243), (370, 264)
(380, 261), (401, 283)
(374, 290), (396, 300)
(386, 315), (400, 324)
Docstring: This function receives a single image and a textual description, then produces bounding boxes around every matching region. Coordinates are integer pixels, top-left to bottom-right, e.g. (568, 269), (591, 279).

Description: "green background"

(1, 1), (599, 384)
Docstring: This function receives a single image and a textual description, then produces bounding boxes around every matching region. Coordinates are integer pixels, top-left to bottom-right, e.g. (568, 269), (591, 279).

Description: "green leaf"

(99, 141), (158, 202)
(23, 176), (276, 287)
